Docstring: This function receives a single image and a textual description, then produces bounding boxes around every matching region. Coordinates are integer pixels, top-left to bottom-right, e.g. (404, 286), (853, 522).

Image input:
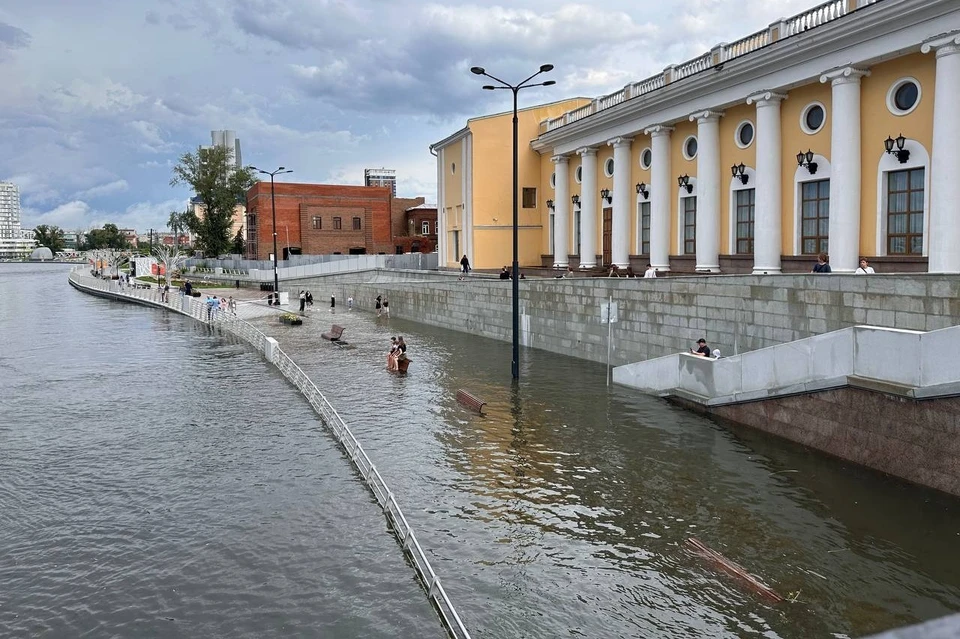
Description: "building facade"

(433, 0), (960, 274)
(364, 168), (397, 196)
(246, 182), (405, 259)
(0, 182), (36, 259)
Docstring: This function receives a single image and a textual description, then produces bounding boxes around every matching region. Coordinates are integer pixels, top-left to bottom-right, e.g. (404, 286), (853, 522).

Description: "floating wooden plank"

(685, 537), (783, 603)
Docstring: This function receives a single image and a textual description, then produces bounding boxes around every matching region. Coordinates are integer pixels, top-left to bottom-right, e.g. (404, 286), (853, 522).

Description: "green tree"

(170, 146), (255, 257)
(82, 223), (128, 250)
(232, 227), (245, 256)
(167, 209), (190, 251)
(33, 225), (66, 253)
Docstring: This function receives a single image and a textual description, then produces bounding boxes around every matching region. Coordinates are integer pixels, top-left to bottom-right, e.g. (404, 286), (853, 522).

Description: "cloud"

(0, 22), (31, 58)
(51, 78), (147, 113)
(128, 120), (179, 153)
(22, 197), (188, 232)
(74, 179), (130, 200)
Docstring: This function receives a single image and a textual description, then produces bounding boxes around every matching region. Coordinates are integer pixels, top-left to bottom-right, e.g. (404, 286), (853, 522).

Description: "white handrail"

(68, 268), (473, 639)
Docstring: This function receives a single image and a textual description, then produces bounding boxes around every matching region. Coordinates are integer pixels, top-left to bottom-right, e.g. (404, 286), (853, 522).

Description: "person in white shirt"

(643, 263), (657, 278)
(855, 258), (875, 274)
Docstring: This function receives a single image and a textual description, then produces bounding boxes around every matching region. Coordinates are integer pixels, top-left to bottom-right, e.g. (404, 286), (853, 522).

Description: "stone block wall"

(287, 272), (960, 368)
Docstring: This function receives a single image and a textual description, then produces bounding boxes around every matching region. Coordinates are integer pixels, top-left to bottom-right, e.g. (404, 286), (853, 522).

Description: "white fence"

(68, 269), (472, 639)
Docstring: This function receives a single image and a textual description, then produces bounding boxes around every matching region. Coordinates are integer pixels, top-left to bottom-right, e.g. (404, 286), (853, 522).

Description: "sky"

(0, 0), (820, 233)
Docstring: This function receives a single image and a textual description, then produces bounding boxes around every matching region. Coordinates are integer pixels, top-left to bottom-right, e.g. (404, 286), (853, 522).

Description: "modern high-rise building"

(0, 182), (36, 259)
(364, 168), (397, 196)
(209, 130), (242, 170)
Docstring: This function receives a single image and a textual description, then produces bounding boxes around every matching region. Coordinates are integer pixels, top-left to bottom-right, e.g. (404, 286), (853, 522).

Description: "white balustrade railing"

(68, 268), (472, 639)
(540, 0), (885, 134)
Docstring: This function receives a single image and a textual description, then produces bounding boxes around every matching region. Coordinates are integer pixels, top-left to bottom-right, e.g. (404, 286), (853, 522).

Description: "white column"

(923, 34), (960, 273)
(609, 137), (633, 267)
(552, 155), (570, 268)
(820, 67), (868, 273)
(644, 125), (673, 271)
(692, 110), (723, 272)
(578, 147), (598, 268)
(747, 92), (787, 274)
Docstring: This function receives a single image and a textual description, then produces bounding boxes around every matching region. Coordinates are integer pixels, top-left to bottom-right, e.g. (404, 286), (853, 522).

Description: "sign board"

(601, 302), (619, 324)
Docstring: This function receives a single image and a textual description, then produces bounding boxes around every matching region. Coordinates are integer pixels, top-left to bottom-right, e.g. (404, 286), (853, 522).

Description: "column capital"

(607, 136), (633, 148)
(820, 67), (870, 86)
(644, 124), (673, 137)
(689, 110), (723, 124)
(576, 146), (598, 157)
(551, 155), (569, 165)
(921, 31), (960, 58)
(746, 91), (787, 107)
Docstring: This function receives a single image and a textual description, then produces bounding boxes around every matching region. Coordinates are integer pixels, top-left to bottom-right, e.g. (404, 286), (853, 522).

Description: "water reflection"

(256, 303), (960, 638)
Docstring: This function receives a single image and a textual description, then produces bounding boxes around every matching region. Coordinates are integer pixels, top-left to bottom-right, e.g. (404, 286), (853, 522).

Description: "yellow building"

(432, 0), (960, 274)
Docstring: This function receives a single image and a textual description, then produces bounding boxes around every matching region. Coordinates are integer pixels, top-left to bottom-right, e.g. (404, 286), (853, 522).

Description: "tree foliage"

(171, 146), (255, 257)
(34, 225), (66, 253)
(232, 227), (245, 256)
(167, 209), (190, 250)
(82, 224), (129, 250)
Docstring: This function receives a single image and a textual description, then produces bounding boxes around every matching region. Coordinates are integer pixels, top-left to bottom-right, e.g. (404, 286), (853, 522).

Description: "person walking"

(459, 254), (470, 280)
(299, 290), (306, 313)
(382, 298), (390, 317)
(330, 294), (336, 312)
(375, 295), (383, 317)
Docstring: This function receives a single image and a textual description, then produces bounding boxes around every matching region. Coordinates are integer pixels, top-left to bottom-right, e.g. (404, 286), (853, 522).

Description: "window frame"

(522, 187), (537, 209)
(683, 196), (697, 255)
(800, 179), (830, 255)
(312, 216), (322, 230)
(333, 217), (342, 230)
(886, 167), (925, 255)
(352, 216), (361, 231)
(735, 188), (756, 254)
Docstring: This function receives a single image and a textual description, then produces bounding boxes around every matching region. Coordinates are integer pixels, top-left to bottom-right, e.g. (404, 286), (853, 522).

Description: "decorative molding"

(644, 125), (674, 138)
(607, 136), (634, 148)
(746, 91), (788, 106)
(690, 110), (724, 124)
(920, 30), (960, 56)
(576, 146), (598, 157)
(551, 155), (569, 165)
(820, 66), (870, 85)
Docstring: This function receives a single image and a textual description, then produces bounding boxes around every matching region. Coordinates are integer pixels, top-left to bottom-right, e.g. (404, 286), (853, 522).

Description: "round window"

(575, 166), (582, 183)
(451, 162), (456, 175)
(801, 103), (825, 134)
(736, 121), (754, 148)
(683, 136), (698, 160)
(604, 158), (615, 177)
(887, 78), (921, 116)
(550, 172), (556, 188)
(640, 148), (652, 170)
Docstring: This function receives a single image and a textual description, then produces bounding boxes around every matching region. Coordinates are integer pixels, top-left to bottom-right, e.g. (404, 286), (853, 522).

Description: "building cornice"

(531, 0), (958, 153)
(430, 126), (470, 152)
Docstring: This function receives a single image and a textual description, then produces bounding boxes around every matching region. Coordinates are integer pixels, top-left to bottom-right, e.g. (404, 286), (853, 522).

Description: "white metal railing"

(68, 268), (472, 639)
(539, 0), (885, 135)
(781, 0), (846, 38)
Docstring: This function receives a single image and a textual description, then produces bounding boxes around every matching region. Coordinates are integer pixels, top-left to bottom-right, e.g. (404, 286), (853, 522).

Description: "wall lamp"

(636, 182), (649, 200)
(884, 134), (910, 164)
(600, 188), (612, 204)
(731, 163), (749, 185)
(677, 174), (693, 194)
(571, 194), (581, 206)
(797, 150), (818, 175)
(546, 199), (555, 210)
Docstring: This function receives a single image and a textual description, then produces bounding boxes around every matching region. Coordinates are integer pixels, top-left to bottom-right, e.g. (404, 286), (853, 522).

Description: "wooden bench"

(456, 389), (486, 414)
(321, 324), (346, 342)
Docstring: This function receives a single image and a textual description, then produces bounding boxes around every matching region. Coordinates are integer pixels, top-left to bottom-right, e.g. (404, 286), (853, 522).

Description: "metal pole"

(270, 173), (279, 299)
(512, 88), (520, 381)
(606, 295), (613, 387)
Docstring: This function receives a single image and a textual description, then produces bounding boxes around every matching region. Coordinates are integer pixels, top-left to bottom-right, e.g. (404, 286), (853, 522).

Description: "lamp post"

(471, 63), (556, 380)
(251, 166), (292, 302)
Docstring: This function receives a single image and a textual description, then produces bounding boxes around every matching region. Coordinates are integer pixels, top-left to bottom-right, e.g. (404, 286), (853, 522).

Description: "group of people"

(203, 294), (237, 320)
(690, 338), (721, 359)
(298, 290), (314, 313)
(607, 264), (659, 278)
(499, 266), (526, 279)
(812, 254), (876, 274)
(375, 295), (390, 317)
(386, 336), (408, 370)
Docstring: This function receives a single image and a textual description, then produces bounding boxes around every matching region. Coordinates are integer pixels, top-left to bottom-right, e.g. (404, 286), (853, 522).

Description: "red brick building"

(245, 182), (428, 260)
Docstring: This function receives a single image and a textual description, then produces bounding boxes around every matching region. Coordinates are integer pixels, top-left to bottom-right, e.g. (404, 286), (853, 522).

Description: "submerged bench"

(456, 389), (486, 414)
(321, 324), (345, 342)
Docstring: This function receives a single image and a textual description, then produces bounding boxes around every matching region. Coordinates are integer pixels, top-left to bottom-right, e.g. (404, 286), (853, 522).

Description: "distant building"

(206, 130), (242, 172)
(405, 202), (438, 245)
(364, 168), (397, 196)
(0, 182), (36, 259)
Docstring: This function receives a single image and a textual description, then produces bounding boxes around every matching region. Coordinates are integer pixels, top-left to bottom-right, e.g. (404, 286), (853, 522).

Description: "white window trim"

(550, 172), (556, 189)
(636, 195), (651, 255)
(792, 154), (832, 255)
(421, 220), (430, 235)
(682, 136), (698, 161)
(639, 147), (653, 170)
(728, 168), (757, 254)
(451, 162), (456, 175)
(575, 165), (583, 184)
(572, 206), (582, 256)
(875, 139), (930, 257)
(677, 176), (698, 255)
(886, 77), (922, 117)
(603, 157), (615, 178)
(548, 211), (555, 256)
(800, 102), (827, 135)
(734, 120), (755, 149)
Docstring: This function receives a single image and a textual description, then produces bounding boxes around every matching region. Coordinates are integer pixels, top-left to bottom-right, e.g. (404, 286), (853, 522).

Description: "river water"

(3, 263), (960, 638)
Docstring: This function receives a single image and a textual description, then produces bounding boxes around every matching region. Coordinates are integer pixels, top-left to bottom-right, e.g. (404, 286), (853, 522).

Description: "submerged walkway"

(67, 269), (472, 639)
